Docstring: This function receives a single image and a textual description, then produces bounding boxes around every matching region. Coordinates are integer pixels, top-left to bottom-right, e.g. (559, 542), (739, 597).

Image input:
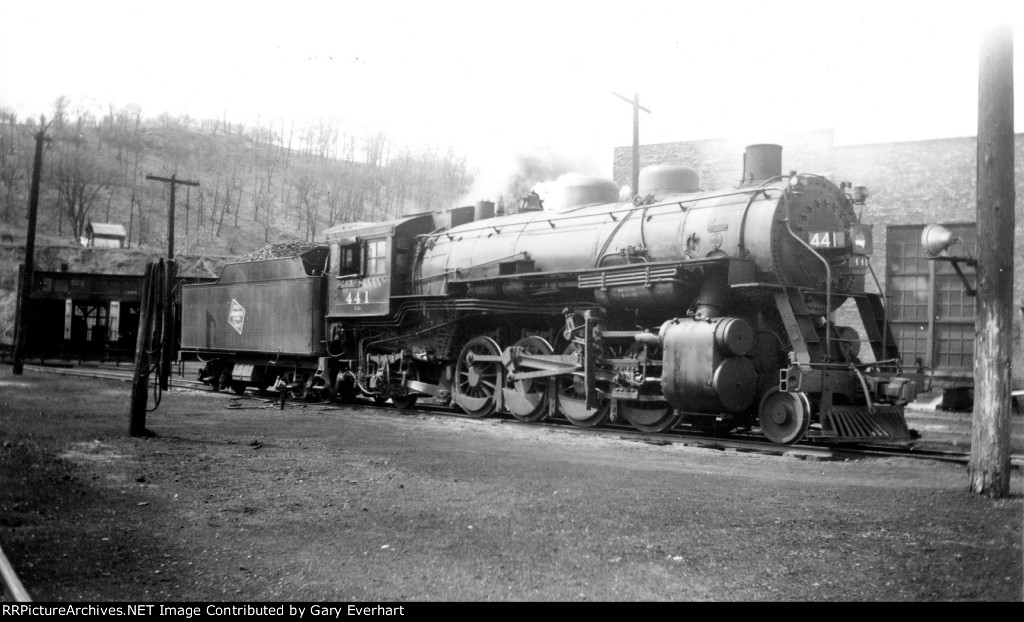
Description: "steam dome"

(638, 164), (700, 196)
(559, 176), (620, 210)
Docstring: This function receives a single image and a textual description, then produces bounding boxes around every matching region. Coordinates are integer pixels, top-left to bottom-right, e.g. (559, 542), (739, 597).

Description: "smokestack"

(474, 200), (495, 221)
(740, 144), (783, 186)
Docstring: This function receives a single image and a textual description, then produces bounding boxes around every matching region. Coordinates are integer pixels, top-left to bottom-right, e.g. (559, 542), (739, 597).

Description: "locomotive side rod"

(502, 352), (576, 381)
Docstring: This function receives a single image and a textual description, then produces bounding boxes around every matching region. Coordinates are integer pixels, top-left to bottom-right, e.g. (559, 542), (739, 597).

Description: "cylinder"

(712, 357), (759, 411)
(713, 317), (754, 357)
(660, 317), (757, 413)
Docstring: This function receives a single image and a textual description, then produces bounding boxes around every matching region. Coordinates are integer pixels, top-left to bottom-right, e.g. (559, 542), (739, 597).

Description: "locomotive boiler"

(180, 144), (916, 444)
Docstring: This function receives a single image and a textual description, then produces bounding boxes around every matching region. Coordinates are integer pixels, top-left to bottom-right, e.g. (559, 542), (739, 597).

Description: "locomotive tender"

(181, 144), (916, 444)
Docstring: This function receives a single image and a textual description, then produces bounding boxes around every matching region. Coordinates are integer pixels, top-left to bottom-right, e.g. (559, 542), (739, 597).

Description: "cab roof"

(321, 212), (436, 244)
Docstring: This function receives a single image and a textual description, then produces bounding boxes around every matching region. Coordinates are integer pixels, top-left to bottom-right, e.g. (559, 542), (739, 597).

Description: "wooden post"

(12, 126), (47, 375)
(161, 259), (177, 390)
(145, 175), (198, 389)
(969, 25), (1014, 497)
(129, 261), (157, 437)
(613, 92), (651, 198)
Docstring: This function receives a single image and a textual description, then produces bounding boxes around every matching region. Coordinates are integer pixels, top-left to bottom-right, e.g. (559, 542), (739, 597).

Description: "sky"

(1, 0), (1022, 196)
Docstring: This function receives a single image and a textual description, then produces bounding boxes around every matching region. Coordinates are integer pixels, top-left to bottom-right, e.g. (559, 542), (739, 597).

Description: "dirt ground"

(1, 368), (1022, 602)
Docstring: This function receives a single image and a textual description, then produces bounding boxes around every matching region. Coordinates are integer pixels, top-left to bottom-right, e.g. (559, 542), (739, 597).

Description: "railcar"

(180, 144), (917, 444)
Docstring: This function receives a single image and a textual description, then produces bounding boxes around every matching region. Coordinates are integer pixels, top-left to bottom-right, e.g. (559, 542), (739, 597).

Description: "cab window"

(336, 244), (360, 277)
(366, 239), (388, 276)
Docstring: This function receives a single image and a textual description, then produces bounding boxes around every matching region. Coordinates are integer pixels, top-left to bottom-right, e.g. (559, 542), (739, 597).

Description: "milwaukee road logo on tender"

(228, 299), (246, 334)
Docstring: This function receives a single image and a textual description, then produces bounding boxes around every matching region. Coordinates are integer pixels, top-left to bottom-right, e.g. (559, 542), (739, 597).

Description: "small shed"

(85, 222), (127, 248)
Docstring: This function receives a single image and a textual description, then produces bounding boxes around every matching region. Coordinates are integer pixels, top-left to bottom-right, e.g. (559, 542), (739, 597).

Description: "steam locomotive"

(180, 144), (917, 444)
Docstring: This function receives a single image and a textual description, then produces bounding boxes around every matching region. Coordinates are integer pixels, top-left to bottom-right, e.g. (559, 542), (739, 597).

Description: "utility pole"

(129, 260), (160, 438)
(145, 174), (200, 390)
(613, 92), (651, 198)
(970, 25), (1014, 498)
(12, 120), (49, 375)
(146, 173), (199, 260)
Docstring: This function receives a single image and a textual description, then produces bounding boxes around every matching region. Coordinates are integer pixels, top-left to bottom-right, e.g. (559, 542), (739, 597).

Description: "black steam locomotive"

(180, 144), (916, 444)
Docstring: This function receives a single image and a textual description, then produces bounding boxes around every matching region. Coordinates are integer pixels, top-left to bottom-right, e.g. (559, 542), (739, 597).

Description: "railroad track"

(22, 362), (207, 391)
(20, 363), (1023, 468)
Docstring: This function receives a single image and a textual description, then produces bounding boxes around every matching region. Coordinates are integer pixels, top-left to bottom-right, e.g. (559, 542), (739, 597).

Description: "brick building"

(613, 129), (1023, 387)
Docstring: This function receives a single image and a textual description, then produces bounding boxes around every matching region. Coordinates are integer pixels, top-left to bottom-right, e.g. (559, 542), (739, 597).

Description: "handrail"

(866, 261), (891, 361)
(417, 252), (531, 283)
(737, 182), (784, 257)
(781, 190), (833, 361)
(415, 183), (784, 242)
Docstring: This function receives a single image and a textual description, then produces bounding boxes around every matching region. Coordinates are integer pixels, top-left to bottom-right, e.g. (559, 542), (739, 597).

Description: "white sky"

(1, 0), (1022, 192)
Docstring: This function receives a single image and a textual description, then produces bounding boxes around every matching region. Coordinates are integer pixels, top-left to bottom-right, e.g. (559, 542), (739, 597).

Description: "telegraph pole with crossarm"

(145, 173), (200, 390)
(613, 92), (651, 199)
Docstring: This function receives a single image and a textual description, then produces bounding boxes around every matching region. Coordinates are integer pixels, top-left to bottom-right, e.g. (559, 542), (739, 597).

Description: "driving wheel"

(503, 336), (554, 422)
(556, 344), (608, 428)
(454, 336), (503, 418)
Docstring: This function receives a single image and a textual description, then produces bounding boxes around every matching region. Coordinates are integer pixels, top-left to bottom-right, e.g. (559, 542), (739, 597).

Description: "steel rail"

(18, 365), (1022, 468)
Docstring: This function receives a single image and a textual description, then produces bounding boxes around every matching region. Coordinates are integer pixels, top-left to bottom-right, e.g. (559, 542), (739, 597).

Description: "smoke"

(460, 144), (614, 212)
(506, 147), (592, 199)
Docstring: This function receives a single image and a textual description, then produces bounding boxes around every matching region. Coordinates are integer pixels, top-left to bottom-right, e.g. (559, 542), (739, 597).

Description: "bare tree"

(52, 135), (116, 240)
(293, 173), (323, 242)
(363, 131), (390, 220)
(209, 173), (220, 231)
(216, 177), (228, 238)
(0, 108), (21, 222)
(52, 96), (69, 135)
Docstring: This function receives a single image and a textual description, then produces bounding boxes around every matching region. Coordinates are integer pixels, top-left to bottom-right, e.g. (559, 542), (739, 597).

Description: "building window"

(886, 224), (976, 372)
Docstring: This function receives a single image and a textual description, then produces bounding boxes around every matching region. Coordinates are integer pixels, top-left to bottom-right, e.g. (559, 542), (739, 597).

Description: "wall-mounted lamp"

(921, 224), (977, 296)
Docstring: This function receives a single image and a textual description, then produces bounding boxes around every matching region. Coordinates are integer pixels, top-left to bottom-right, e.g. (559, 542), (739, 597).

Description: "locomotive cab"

(324, 213), (436, 318)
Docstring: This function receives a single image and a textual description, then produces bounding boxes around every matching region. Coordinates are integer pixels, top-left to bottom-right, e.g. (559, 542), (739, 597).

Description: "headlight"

(850, 224), (873, 255)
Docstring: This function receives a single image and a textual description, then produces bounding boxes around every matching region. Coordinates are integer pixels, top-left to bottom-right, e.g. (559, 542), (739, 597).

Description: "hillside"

(0, 104), (477, 346)
(1, 107), (474, 257)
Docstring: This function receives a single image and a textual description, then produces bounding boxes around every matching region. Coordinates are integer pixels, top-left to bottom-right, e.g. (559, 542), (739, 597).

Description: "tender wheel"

(758, 389), (811, 444)
(309, 375), (334, 404)
(230, 381), (247, 395)
(281, 371), (309, 401)
(334, 374), (359, 403)
(454, 336), (503, 418)
(503, 336), (553, 422)
(390, 364), (420, 410)
(207, 369), (227, 392)
(620, 400), (679, 433)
